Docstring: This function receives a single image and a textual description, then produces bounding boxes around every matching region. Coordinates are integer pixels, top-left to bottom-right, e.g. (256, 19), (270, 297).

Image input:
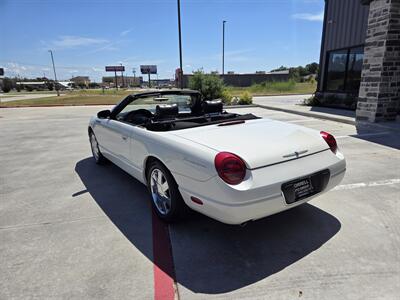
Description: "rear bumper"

(175, 149), (346, 225)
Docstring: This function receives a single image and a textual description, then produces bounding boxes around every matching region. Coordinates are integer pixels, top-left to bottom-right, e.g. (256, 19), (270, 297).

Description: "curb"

(255, 104), (357, 125)
(251, 93), (312, 97)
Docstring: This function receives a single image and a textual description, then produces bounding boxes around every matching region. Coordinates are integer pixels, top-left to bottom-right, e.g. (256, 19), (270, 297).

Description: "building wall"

(70, 77), (90, 87)
(319, 0), (370, 91)
(357, 0), (400, 122)
(182, 72), (290, 88)
(102, 76), (142, 87)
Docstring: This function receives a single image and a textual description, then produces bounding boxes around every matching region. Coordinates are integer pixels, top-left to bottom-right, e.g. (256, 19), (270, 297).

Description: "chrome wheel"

(90, 134), (100, 161)
(150, 168), (171, 215)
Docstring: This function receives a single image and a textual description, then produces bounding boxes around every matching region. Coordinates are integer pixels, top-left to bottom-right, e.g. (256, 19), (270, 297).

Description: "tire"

(147, 161), (187, 222)
(89, 131), (107, 165)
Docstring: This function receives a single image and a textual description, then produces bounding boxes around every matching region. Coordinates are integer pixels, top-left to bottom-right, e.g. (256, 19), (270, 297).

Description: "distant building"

(179, 70), (290, 88)
(318, 0), (399, 122)
(102, 76), (143, 88)
(70, 76), (90, 87)
(16, 81), (69, 91)
(153, 79), (175, 88)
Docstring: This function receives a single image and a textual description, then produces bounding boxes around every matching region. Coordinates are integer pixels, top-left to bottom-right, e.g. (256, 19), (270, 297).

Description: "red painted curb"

(152, 210), (176, 300)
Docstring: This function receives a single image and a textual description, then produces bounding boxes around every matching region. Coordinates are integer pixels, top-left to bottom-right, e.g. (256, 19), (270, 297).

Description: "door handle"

(121, 135), (128, 141)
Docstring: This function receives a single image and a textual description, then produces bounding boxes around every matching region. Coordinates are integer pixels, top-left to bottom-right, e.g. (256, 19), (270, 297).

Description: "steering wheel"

(123, 109), (153, 125)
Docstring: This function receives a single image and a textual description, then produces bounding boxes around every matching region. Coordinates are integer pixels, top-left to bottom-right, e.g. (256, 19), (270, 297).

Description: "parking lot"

(1, 105), (399, 299)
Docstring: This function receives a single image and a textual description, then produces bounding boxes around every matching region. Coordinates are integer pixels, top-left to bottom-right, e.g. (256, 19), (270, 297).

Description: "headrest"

(155, 104), (179, 119)
(202, 100), (223, 114)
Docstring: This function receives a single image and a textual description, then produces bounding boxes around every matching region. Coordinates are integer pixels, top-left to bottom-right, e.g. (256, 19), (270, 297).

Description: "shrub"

(303, 94), (321, 106)
(308, 76), (316, 85)
(239, 91), (253, 105)
(220, 89), (232, 105)
(189, 70), (224, 100)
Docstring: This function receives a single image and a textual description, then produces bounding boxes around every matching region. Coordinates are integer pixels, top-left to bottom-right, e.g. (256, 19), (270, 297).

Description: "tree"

(188, 70), (225, 100)
(89, 82), (100, 89)
(271, 65), (289, 72)
(271, 63), (319, 82)
(305, 63), (319, 75)
(47, 82), (54, 91)
(1, 78), (12, 93)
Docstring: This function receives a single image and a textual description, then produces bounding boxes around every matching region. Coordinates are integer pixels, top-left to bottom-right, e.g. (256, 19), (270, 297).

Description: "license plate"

(293, 178), (314, 199)
(281, 175), (319, 204)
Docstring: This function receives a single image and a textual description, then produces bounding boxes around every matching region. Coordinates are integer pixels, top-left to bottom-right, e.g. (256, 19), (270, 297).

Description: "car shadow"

(75, 157), (341, 294)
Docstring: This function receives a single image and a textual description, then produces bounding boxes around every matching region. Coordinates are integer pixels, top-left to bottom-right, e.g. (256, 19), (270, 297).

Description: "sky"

(0, 0), (325, 82)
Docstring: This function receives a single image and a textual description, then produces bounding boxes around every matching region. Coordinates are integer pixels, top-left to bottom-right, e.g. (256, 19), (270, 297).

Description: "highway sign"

(140, 65), (157, 74)
(105, 66), (125, 72)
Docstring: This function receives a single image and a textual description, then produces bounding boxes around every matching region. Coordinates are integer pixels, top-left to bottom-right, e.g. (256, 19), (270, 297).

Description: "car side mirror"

(97, 110), (111, 119)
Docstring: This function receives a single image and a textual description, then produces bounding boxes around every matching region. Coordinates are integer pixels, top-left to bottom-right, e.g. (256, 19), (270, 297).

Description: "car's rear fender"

(139, 131), (218, 184)
(174, 149), (346, 208)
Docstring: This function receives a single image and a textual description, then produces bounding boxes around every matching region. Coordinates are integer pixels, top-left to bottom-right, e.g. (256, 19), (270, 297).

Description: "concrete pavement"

(0, 105), (399, 299)
(253, 94), (312, 107)
(0, 93), (62, 102)
(253, 95), (357, 125)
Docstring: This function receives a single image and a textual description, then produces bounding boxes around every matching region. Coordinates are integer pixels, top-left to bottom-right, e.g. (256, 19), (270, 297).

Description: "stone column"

(357, 0), (400, 122)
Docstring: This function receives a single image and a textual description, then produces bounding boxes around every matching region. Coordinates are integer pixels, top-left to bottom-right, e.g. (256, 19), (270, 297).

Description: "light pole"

(222, 20), (227, 75)
(48, 50), (60, 96)
(120, 63), (125, 88)
(177, 0), (184, 89)
(132, 68), (136, 87)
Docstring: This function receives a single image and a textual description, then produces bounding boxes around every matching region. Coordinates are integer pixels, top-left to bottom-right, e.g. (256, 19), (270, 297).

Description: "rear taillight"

(215, 152), (246, 185)
(320, 131), (338, 154)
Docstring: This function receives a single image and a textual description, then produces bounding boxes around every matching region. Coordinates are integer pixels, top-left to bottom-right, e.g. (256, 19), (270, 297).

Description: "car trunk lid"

(171, 118), (329, 169)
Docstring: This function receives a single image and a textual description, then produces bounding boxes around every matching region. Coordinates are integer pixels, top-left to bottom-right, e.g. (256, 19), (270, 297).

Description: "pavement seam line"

(333, 179), (400, 191)
(0, 213), (128, 231)
(255, 104), (356, 125)
(336, 132), (391, 139)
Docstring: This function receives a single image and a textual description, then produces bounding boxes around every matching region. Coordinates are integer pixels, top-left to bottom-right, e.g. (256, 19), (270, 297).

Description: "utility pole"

(222, 20), (227, 75)
(177, 0), (184, 89)
(132, 68), (136, 87)
(48, 50), (60, 96)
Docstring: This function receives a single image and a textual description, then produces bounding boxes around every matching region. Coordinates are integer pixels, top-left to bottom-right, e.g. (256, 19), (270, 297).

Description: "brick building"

(318, 0), (399, 122)
(70, 76), (90, 87)
(102, 76), (143, 88)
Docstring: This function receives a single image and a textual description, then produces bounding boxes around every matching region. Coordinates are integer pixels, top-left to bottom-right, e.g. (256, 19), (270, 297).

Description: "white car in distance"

(88, 90), (346, 225)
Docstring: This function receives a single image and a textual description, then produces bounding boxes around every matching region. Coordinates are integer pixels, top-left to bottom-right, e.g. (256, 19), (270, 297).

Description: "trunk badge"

(283, 150), (308, 158)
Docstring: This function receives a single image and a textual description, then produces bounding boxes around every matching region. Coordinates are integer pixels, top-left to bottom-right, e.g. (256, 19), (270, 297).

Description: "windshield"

(116, 93), (198, 119)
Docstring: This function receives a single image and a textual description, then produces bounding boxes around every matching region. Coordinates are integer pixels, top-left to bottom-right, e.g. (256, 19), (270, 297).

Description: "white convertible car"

(88, 90), (346, 225)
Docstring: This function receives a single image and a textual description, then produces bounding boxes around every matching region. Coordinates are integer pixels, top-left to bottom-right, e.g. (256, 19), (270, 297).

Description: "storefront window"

(346, 47), (364, 92)
(325, 46), (364, 93)
(326, 50), (348, 92)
